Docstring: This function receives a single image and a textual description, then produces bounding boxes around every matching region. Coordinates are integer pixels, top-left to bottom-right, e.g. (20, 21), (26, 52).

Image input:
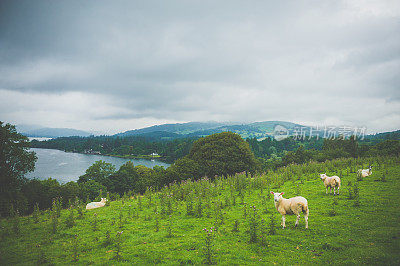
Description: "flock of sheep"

(85, 166), (374, 230)
(271, 165), (373, 229)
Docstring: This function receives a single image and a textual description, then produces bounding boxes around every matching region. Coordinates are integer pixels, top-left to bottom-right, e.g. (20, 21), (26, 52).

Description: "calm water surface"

(27, 148), (170, 183)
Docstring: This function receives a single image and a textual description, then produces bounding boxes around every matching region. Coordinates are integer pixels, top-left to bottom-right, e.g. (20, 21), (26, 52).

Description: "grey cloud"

(0, 0), (399, 133)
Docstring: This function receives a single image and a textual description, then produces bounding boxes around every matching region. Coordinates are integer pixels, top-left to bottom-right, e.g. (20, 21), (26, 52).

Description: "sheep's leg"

(326, 187), (328, 194)
(337, 186), (340, 195)
(282, 215), (286, 229)
(295, 214), (300, 228)
(333, 187), (336, 196)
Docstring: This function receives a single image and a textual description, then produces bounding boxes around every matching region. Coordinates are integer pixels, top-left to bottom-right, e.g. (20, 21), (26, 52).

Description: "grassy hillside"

(1, 156), (399, 265)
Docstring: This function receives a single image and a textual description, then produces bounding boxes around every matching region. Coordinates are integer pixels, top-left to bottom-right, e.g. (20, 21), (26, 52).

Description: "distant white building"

(84, 149), (101, 155)
(150, 152), (159, 156)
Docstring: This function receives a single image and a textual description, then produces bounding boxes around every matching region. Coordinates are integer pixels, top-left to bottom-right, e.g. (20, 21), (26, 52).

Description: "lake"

(26, 148), (170, 184)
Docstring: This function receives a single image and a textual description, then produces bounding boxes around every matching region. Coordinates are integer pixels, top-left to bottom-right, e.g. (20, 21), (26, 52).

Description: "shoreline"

(30, 147), (169, 163)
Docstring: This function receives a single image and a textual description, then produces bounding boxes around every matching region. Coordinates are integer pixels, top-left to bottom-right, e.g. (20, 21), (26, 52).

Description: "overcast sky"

(1, 0), (399, 134)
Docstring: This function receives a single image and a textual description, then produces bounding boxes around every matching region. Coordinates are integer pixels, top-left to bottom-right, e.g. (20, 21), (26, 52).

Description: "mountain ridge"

(115, 120), (305, 140)
(18, 126), (94, 138)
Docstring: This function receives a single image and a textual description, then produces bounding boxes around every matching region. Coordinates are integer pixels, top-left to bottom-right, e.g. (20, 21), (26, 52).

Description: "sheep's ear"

(280, 192), (284, 196)
(270, 191), (274, 195)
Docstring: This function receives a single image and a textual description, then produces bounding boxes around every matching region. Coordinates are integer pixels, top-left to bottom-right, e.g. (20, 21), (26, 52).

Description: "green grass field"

(1, 156), (399, 265)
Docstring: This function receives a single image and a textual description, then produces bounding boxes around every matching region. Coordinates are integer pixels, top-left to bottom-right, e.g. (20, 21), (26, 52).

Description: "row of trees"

(246, 136), (323, 159)
(30, 135), (196, 163)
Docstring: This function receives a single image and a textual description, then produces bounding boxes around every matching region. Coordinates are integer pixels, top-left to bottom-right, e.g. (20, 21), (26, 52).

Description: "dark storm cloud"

(0, 0), (399, 133)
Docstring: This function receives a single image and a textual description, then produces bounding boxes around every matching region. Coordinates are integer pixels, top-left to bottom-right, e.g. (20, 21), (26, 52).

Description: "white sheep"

(86, 198), (107, 210)
(357, 165), (373, 178)
(319, 173), (341, 195)
(270, 192), (309, 229)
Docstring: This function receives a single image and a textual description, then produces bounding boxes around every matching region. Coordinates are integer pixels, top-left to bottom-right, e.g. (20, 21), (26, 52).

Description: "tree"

(373, 140), (400, 156)
(169, 157), (203, 182)
(281, 146), (313, 165)
(79, 180), (106, 201)
(188, 132), (259, 178)
(28, 178), (62, 210)
(135, 165), (155, 193)
(107, 161), (138, 194)
(60, 181), (80, 207)
(77, 160), (116, 185)
(0, 122), (37, 216)
(152, 165), (167, 189)
(347, 135), (358, 158)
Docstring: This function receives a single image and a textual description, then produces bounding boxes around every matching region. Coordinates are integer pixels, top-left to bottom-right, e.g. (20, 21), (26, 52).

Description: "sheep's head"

(101, 198), (108, 203)
(320, 173), (327, 180)
(270, 191), (284, 202)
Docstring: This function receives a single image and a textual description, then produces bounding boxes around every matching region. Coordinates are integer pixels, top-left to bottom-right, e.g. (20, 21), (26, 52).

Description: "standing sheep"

(86, 198), (108, 210)
(270, 192), (309, 229)
(357, 165), (373, 179)
(319, 173), (341, 195)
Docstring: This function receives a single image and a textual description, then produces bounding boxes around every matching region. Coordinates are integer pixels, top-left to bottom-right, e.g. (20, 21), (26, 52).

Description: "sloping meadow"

(1, 156), (399, 264)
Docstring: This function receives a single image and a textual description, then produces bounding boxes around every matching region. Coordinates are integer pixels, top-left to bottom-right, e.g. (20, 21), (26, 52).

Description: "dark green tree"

(169, 157), (203, 182)
(0, 122), (37, 216)
(79, 180), (106, 201)
(281, 145), (313, 165)
(347, 135), (358, 158)
(135, 165), (155, 193)
(152, 165), (167, 189)
(77, 160), (116, 185)
(188, 132), (259, 178)
(21, 178), (60, 212)
(60, 181), (80, 207)
(107, 161), (138, 194)
(375, 140), (400, 156)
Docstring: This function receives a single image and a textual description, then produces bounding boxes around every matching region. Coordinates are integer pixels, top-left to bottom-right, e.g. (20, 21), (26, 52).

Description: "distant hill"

(116, 122), (230, 137)
(362, 130), (400, 142)
(18, 125), (94, 138)
(116, 121), (305, 140)
(117, 121), (400, 141)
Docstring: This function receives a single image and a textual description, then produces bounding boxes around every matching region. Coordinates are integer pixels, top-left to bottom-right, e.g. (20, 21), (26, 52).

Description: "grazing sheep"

(357, 165), (373, 178)
(270, 192), (309, 229)
(86, 198), (107, 210)
(319, 173), (341, 195)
